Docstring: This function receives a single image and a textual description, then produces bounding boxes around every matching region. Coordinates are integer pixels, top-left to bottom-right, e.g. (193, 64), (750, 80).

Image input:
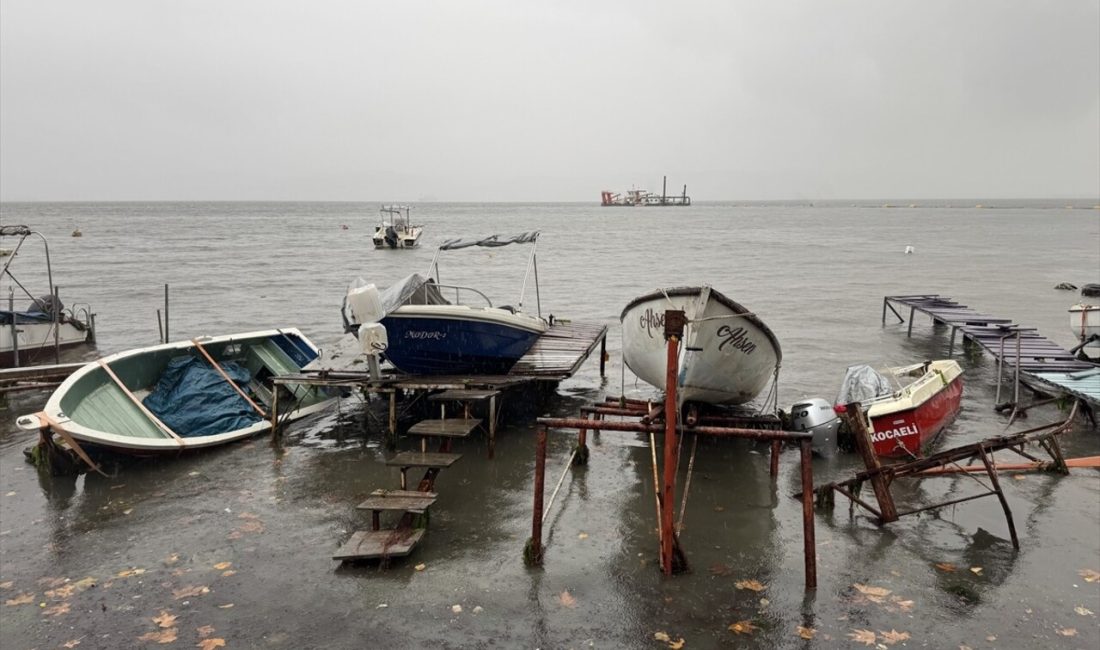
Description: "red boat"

(857, 360), (964, 458)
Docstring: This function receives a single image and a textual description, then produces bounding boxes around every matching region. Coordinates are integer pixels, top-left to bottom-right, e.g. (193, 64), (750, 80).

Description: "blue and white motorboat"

(343, 232), (548, 375)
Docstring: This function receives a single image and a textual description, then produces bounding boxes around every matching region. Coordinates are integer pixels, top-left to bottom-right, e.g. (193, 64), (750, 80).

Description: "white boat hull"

(1, 320), (90, 365)
(620, 287), (781, 405)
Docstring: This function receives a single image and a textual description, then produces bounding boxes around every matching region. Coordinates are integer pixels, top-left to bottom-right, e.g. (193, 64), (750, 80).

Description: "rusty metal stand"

(814, 403), (1080, 551)
(527, 309), (817, 590)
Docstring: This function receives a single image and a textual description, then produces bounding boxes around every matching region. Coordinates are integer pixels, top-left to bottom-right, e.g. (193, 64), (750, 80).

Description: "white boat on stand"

(1069, 283), (1100, 361)
(1, 225), (96, 367)
(372, 204), (423, 249)
(620, 286), (781, 405)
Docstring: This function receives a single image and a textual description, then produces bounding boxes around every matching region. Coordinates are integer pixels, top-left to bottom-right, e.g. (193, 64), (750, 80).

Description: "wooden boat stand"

(526, 310), (819, 591)
(812, 401), (1083, 550)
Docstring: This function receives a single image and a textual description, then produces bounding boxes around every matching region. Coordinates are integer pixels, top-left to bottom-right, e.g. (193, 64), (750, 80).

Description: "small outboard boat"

(372, 205), (423, 249)
(1070, 283), (1100, 361)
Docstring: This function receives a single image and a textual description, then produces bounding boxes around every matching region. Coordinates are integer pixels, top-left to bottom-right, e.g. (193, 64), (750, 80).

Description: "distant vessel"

(601, 176), (691, 206)
(372, 205), (423, 249)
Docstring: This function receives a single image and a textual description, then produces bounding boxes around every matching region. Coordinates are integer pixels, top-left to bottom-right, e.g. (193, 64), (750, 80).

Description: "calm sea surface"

(1, 201), (1098, 649)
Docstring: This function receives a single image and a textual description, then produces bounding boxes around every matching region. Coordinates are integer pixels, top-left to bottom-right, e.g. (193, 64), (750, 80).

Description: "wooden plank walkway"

(333, 529), (425, 561)
(510, 320), (608, 379)
(884, 294), (1099, 405)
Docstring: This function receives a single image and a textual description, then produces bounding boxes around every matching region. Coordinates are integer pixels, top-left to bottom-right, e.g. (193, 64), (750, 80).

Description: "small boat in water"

(620, 286), (781, 405)
(344, 232), (547, 375)
(837, 360), (964, 458)
(17, 329), (333, 455)
(1, 225), (96, 367)
(1069, 283), (1100, 361)
(372, 204), (423, 249)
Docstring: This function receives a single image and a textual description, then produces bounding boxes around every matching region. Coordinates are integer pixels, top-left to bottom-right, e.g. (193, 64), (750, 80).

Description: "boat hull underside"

(381, 314), (541, 375)
(869, 375), (963, 458)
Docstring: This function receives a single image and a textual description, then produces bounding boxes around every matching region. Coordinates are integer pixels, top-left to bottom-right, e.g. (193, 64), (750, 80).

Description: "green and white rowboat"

(17, 328), (333, 455)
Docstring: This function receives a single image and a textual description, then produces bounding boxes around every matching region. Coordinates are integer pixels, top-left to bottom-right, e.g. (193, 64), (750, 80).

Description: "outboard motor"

(790, 398), (841, 458)
(384, 225), (399, 248)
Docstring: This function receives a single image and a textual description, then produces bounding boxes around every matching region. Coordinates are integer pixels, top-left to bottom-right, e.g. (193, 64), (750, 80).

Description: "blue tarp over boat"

(142, 356), (261, 437)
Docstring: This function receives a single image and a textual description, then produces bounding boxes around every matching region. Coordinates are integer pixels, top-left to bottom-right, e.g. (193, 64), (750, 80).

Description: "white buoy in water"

(904, 245), (914, 254)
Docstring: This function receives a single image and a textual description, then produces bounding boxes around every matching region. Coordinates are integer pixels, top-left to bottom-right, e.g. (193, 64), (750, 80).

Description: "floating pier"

(883, 294), (1099, 409)
(0, 361), (87, 396)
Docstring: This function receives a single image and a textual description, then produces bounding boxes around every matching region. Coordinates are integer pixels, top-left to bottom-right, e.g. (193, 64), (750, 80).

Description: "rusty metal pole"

(842, 402), (898, 522)
(800, 438), (817, 590)
(529, 425), (548, 565)
(661, 310), (685, 575)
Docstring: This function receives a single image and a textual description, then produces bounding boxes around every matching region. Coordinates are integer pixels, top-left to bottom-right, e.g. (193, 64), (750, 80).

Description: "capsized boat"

(343, 232), (548, 375)
(1, 225), (96, 366)
(836, 360), (964, 458)
(16, 329), (333, 454)
(372, 204), (423, 249)
(620, 286), (781, 405)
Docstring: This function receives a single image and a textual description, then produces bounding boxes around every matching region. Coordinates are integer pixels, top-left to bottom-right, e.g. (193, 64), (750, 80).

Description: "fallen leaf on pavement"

(43, 601), (71, 616)
(220, 571), (236, 578)
(667, 639), (684, 650)
(728, 621), (757, 635)
(197, 625), (215, 638)
(578, 532), (589, 540)
(212, 562), (231, 571)
(163, 554), (180, 566)
(934, 562), (957, 573)
(117, 568), (146, 578)
(153, 611), (177, 628)
(797, 625), (816, 639)
(734, 579), (766, 592)
(138, 628), (178, 644)
(1080, 569), (1100, 583)
(654, 632), (671, 643)
(847, 629), (877, 646)
(414, 564), (426, 572)
(1075, 606), (1094, 616)
(559, 590), (576, 608)
(0, 581), (12, 589)
(969, 567), (983, 575)
(880, 629), (910, 645)
(172, 585), (209, 599)
(62, 639), (81, 648)
(217, 603), (233, 609)
(5, 592), (34, 606)
(1057, 628), (1077, 637)
(853, 583), (891, 603)
(197, 639), (225, 650)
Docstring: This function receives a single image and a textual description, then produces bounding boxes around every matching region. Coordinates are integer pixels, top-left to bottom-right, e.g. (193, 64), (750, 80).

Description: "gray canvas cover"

(836, 364), (894, 405)
(378, 273), (450, 313)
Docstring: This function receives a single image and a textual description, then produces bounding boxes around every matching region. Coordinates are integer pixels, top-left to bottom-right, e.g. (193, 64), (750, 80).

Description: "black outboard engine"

(1081, 283), (1100, 299)
(384, 225), (399, 248)
(790, 398), (841, 458)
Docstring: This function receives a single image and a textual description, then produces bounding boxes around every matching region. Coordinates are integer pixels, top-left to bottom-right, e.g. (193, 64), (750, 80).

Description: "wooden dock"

(0, 362), (89, 396)
(883, 294), (1099, 406)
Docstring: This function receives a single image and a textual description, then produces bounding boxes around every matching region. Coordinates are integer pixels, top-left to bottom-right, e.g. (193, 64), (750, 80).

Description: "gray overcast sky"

(1, 1), (1098, 201)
